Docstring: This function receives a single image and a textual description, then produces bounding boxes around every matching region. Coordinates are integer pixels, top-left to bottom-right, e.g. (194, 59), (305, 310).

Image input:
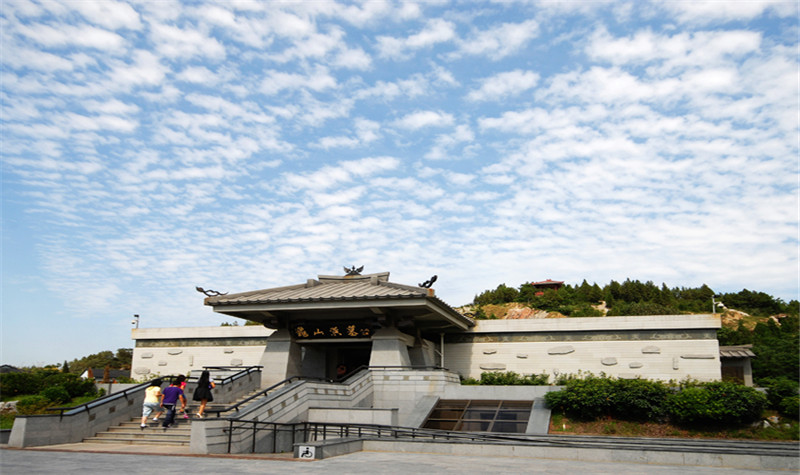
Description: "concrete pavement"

(1, 445), (793, 474)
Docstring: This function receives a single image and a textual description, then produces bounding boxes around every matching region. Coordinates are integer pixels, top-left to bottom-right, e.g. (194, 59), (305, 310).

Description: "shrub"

(544, 376), (615, 420)
(16, 395), (51, 415)
(545, 376), (670, 422)
(778, 395), (799, 420)
(476, 371), (549, 386)
(0, 373), (44, 397)
(0, 371), (97, 400)
(522, 373), (550, 385)
(40, 386), (71, 404)
(43, 373), (96, 398)
(610, 378), (669, 421)
(569, 304), (605, 318)
(759, 377), (799, 410)
(666, 381), (766, 428)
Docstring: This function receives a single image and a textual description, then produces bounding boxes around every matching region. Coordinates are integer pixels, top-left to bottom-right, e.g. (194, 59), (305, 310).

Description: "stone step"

(85, 416), (192, 447)
(81, 389), (265, 448)
(119, 419), (192, 427)
(83, 436), (189, 446)
(92, 429), (190, 440)
(108, 425), (191, 434)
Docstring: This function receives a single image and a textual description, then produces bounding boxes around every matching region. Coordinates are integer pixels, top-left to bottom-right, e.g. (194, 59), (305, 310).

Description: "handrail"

(220, 419), (559, 454)
(335, 364), (449, 382)
(207, 366), (450, 417)
(45, 376), (173, 419)
(205, 375), (330, 418)
(202, 365), (262, 385)
(43, 367), (263, 419)
(221, 419), (800, 456)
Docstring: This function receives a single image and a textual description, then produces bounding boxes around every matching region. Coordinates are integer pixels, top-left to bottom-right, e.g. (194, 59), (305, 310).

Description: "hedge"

(665, 381), (766, 427)
(0, 371), (96, 399)
(545, 377), (768, 428)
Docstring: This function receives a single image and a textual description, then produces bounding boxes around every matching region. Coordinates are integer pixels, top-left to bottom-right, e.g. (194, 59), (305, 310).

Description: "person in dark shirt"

(161, 375), (186, 429)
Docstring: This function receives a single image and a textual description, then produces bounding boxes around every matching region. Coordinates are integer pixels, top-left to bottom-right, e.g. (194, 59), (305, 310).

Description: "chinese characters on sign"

(293, 322), (372, 340)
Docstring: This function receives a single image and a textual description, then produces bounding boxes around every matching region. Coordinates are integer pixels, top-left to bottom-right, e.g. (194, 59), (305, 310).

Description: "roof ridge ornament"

(343, 265), (364, 276)
(419, 275), (438, 288)
(196, 286), (228, 297)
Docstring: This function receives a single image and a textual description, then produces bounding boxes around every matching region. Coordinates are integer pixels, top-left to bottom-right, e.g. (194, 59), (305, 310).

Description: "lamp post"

(132, 314), (140, 329)
(711, 296), (721, 314)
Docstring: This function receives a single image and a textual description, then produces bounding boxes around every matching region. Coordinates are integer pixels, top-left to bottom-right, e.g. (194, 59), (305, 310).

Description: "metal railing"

(222, 419), (800, 457)
(222, 419), (553, 454)
(204, 375), (328, 418)
(202, 365), (262, 385)
(46, 377), (167, 419)
(335, 364), (449, 382)
(45, 366), (262, 419)
(205, 365), (451, 417)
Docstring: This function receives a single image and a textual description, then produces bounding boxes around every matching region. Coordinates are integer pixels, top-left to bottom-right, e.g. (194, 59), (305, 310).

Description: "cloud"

(2, 47), (74, 72)
(150, 22), (226, 60)
(331, 46), (372, 70)
(15, 22), (127, 51)
(426, 124), (475, 160)
(2, 1), (797, 368)
(83, 99), (140, 115)
(108, 50), (168, 88)
(69, 0), (143, 30)
(283, 156), (400, 191)
(355, 73), (432, 101)
(313, 118), (380, 149)
(586, 28), (762, 73)
(660, 0), (796, 24)
(467, 70), (540, 101)
(260, 67), (338, 95)
(333, 0), (419, 27)
(376, 18), (456, 59)
(455, 19), (539, 59)
(393, 110), (455, 130)
(176, 66), (220, 84)
(272, 26), (348, 63)
(59, 112), (138, 133)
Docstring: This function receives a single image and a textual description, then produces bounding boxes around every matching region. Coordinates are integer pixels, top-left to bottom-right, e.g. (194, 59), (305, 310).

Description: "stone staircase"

(84, 389), (265, 447)
(84, 416), (192, 446)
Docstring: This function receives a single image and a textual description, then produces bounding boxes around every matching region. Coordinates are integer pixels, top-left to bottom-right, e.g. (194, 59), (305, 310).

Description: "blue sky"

(2, 1), (798, 367)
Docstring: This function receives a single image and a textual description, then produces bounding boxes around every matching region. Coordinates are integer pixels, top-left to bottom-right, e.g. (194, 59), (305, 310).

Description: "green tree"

(751, 315), (799, 382)
(473, 283), (519, 305)
(716, 320), (753, 346)
(588, 283), (604, 304)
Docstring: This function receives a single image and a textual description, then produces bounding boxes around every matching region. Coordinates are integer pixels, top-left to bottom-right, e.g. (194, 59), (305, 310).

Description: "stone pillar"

(300, 345), (326, 379)
(369, 326), (413, 367)
(408, 338), (437, 367)
(258, 329), (302, 388)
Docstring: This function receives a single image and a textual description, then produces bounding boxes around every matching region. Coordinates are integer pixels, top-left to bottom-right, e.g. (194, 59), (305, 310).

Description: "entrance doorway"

(327, 343), (372, 380)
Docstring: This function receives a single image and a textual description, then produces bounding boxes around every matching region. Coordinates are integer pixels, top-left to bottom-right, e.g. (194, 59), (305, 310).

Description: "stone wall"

(131, 326), (272, 379)
(444, 315), (722, 382)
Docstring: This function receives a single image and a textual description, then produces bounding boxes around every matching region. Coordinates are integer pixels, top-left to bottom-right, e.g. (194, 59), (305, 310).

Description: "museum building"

(12, 269), (758, 458)
(131, 270), (724, 386)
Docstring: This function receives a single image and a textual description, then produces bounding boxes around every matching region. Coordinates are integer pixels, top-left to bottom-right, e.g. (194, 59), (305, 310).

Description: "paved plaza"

(0, 445), (791, 474)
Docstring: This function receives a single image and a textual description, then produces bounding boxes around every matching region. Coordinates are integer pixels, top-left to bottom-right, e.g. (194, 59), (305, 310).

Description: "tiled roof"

(204, 271), (475, 330)
(719, 345), (756, 358)
(531, 279), (563, 286)
(207, 272), (428, 305)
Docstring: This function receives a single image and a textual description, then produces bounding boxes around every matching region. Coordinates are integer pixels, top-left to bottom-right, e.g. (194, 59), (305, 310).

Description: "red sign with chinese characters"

(292, 322), (372, 339)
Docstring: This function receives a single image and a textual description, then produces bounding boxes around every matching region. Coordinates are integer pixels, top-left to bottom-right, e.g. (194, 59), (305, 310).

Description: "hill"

(457, 302), (780, 329)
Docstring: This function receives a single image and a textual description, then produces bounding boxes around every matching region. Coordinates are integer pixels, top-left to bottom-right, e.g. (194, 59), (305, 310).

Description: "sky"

(1, 0), (798, 367)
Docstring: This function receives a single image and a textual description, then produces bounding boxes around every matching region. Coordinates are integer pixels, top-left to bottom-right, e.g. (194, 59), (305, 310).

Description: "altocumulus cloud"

(0, 0), (796, 367)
